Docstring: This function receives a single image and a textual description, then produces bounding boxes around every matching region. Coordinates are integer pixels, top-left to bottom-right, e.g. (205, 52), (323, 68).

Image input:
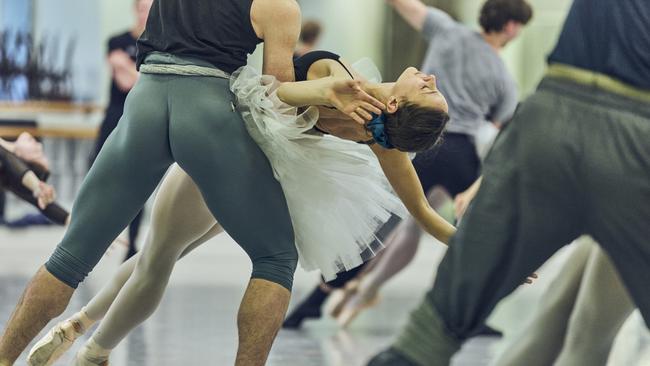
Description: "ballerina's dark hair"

(382, 103), (450, 152)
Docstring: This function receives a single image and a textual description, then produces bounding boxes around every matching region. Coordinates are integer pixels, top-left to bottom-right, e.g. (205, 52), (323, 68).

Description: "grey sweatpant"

(394, 76), (650, 365)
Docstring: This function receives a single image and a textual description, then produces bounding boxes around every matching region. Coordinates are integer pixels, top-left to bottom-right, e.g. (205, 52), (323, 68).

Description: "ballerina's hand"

(326, 79), (385, 124)
(14, 132), (49, 170)
(33, 181), (56, 209)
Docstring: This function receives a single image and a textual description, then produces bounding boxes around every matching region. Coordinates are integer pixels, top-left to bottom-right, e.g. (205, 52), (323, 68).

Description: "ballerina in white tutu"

(29, 51), (456, 366)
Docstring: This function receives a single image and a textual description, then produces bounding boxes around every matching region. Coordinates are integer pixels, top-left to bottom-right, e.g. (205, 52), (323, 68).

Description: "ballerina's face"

(390, 67), (449, 113)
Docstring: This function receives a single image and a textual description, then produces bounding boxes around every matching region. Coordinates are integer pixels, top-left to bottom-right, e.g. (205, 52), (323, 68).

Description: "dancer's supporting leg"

(75, 76), (297, 366)
(494, 236), (635, 366)
(28, 165), (223, 365)
(0, 74), (175, 364)
(553, 241), (635, 366)
(369, 75), (650, 366)
(336, 188), (449, 326)
(491, 237), (593, 366)
(282, 215), (402, 329)
(73, 164), (222, 363)
(167, 77), (296, 366)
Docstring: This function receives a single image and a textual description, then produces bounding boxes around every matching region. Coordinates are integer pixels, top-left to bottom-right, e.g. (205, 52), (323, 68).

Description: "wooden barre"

(0, 126), (99, 139)
(0, 101), (104, 114)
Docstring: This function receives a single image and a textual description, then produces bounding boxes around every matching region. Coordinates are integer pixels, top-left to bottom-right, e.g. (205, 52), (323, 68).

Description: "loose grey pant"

(494, 236), (635, 366)
(46, 70), (297, 290)
(429, 76), (650, 343)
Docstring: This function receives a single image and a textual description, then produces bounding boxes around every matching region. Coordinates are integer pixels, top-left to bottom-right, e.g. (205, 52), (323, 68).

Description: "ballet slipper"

(73, 353), (109, 366)
(324, 280), (361, 319)
(28, 317), (88, 366)
(73, 340), (110, 366)
(335, 284), (380, 328)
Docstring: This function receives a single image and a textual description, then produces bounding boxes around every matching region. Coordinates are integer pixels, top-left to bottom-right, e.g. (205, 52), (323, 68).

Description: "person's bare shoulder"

(251, 0), (301, 39)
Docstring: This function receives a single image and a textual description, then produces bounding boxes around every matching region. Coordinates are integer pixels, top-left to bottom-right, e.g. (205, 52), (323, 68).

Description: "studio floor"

(1, 226), (649, 366)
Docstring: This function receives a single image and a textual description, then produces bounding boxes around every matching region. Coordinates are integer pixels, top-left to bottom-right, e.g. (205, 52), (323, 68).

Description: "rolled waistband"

(546, 63), (650, 103)
(140, 52), (230, 78)
(538, 76), (650, 119)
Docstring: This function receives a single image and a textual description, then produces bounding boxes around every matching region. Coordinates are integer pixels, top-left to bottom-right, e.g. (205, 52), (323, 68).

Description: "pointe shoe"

(28, 320), (85, 366)
(335, 284), (380, 328)
(73, 353), (109, 366)
(324, 280), (361, 319)
(74, 346), (109, 366)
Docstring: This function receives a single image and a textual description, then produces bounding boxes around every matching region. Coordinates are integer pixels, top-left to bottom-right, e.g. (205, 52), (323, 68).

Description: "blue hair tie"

(366, 113), (394, 149)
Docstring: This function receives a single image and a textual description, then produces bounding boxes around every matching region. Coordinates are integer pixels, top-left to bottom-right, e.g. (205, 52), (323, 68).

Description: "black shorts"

(413, 133), (480, 197)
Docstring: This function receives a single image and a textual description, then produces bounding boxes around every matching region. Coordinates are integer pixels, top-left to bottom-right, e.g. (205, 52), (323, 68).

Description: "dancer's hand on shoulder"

(326, 79), (385, 124)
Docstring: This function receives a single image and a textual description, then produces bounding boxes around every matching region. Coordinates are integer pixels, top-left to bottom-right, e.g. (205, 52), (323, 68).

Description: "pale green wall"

(249, 0), (388, 78)
(10, 0), (575, 103)
(97, 0), (136, 104)
(297, 0), (386, 70)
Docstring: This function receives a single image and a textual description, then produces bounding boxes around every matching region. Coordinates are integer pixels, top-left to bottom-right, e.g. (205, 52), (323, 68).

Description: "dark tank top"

(136, 0), (262, 73)
(293, 50), (353, 82)
(294, 51), (375, 145)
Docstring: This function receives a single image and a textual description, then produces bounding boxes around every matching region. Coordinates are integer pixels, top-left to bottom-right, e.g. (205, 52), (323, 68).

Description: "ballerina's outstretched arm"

(369, 144), (456, 245)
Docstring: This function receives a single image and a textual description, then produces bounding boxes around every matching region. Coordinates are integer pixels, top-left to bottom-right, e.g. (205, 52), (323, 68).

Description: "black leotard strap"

(295, 51), (376, 146)
(294, 50), (354, 81)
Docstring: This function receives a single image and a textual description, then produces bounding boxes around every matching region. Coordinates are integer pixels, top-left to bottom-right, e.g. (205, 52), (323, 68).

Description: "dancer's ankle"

(69, 307), (96, 334)
(79, 338), (111, 359)
(357, 276), (378, 299)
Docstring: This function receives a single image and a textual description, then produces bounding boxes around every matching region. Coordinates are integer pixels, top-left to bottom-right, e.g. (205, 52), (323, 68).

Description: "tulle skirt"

(229, 63), (407, 280)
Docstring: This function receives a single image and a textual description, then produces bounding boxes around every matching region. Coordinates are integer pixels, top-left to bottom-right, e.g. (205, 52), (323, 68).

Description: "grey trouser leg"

(393, 77), (650, 365)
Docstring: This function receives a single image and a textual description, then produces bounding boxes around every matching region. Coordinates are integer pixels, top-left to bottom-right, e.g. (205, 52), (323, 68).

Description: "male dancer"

(368, 0), (650, 364)
(0, 1), (381, 365)
(92, 0), (154, 261)
(283, 0), (532, 329)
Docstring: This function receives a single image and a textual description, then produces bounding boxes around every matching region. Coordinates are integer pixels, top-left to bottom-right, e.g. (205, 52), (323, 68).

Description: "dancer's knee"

(250, 247), (298, 291)
(45, 245), (93, 289)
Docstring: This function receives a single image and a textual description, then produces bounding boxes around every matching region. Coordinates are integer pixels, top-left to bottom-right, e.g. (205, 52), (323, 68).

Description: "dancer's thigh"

(46, 74), (174, 287)
(169, 77), (296, 290)
(583, 99), (650, 324)
(141, 164), (218, 261)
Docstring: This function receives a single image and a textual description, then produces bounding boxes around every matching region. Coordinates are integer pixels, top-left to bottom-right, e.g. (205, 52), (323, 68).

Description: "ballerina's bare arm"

(369, 144), (456, 245)
(276, 77), (384, 123)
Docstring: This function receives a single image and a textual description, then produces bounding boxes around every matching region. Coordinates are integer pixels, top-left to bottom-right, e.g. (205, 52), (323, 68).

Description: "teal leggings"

(46, 71), (297, 290)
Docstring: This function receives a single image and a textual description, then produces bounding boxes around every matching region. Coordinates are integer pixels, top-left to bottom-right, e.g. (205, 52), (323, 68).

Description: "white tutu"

(230, 64), (407, 280)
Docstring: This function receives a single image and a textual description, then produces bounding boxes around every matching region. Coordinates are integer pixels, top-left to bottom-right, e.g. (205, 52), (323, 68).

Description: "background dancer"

(90, 0), (154, 261)
(0, 135), (68, 226)
(368, 0), (650, 364)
